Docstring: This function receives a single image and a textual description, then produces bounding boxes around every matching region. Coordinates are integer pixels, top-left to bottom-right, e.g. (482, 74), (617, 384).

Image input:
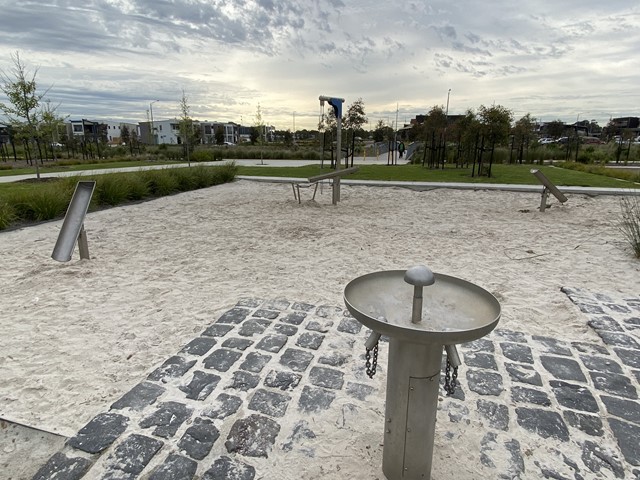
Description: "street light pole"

(149, 100), (159, 145)
(445, 88), (451, 117)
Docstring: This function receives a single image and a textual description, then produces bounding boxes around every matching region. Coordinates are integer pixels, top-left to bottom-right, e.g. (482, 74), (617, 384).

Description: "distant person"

(398, 141), (405, 158)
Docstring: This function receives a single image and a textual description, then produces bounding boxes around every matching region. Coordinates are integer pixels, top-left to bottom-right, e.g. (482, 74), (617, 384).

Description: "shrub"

(96, 174), (130, 206)
(122, 175), (151, 201)
(0, 164), (13, 171)
(214, 161), (238, 184)
(190, 150), (215, 162)
(142, 169), (180, 196)
(0, 201), (16, 230)
(620, 196), (640, 259)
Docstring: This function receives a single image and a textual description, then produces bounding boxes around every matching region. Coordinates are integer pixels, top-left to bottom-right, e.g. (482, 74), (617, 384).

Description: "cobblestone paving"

(33, 290), (639, 479)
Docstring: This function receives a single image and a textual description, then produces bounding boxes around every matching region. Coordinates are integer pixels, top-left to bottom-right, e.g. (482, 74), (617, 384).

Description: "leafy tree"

(372, 119), (393, 142)
(343, 97), (367, 147)
(512, 113), (536, 163)
(120, 124), (131, 146)
(215, 125), (225, 145)
(0, 52), (49, 177)
(546, 120), (565, 139)
(478, 104), (513, 145)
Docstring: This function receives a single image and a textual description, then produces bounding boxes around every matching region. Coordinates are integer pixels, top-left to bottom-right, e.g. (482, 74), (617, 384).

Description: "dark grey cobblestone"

(216, 307), (250, 324)
(32, 452), (92, 480)
(203, 348), (243, 372)
(337, 317), (362, 334)
(504, 362), (543, 386)
(264, 370), (302, 391)
(139, 401), (192, 438)
(532, 336), (573, 356)
(102, 433), (163, 477)
(516, 407), (569, 441)
(225, 414), (281, 458)
(512, 386), (551, 407)
(273, 323), (298, 336)
(178, 418), (220, 460)
(463, 351), (498, 370)
(180, 337), (217, 356)
(279, 311), (307, 325)
(248, 388), (291, 417)
(580, 354), (623, 374)
(202, 323), (234, 337)
(228, 370), (261, 391)
(279, 347), (314, 372)
(305, 320), (332, 333)
(179, 371), (221, 401)
(563, 410), (604, 437)
(295, 331), (324, 350)
(67, 413), (129, 453)
(550, 380), (599, 413)
(147, 355), (197, 382)
(111, 381), (165, 411)
(466, 369), (503, 396)
(253, 308), (280, 320)
(238, 319), (269, 337)
(298, 385), (336, 412)
(589, 370), (638, 399)
(540, 355), (587, 382)
(309, 366), (344, 389)
(500, 342), (534, 364)
(221, 337), (254, 351)
(38, 291), (640, 479)
(476, 399), (509, 431)
(203, 393), (242, 420)
(203, 456), (256, 480)
(255, 334), (288, 353)
(239, 352), (271, 373)
(149, 453), (197, 480)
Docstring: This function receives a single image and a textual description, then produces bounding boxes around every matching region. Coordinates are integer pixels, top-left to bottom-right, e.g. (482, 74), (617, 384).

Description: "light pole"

(149, 100), (159, 145)
(445, 88), (451, 117)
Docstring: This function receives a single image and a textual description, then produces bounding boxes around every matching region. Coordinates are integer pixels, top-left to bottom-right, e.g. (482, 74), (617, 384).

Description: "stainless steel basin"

(344, 270), (501, 345)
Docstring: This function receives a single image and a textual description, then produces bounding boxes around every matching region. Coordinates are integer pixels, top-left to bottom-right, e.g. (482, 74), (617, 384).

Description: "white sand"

(0, 180), (638, 476)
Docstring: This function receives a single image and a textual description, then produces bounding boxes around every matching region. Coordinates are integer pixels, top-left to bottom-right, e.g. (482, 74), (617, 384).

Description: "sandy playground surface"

(0, 179), (638, 478)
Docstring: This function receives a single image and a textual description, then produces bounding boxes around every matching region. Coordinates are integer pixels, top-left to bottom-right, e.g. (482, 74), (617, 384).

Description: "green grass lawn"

(0, 159), (180, 176)
(237, 163), (640, 189)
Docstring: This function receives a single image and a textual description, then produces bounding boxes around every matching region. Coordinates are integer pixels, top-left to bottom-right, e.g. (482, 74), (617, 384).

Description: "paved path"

(33, 289), (640, 479)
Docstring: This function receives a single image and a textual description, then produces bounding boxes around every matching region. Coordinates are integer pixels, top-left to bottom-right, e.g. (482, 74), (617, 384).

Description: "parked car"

(539, 137), (555, 144)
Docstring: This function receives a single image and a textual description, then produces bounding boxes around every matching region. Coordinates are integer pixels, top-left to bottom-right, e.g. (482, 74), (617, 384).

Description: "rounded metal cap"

(404, 265), (435, 287)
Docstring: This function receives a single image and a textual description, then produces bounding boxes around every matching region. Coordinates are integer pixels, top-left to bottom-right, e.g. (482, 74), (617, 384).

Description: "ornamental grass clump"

(619, 196), (640, 259)
(96, 174), (130, 206)
(0, 201), (16, 229)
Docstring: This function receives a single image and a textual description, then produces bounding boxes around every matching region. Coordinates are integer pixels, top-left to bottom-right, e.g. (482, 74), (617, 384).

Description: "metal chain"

(365, 342), (379, 378)
(444, 358), (459, 396)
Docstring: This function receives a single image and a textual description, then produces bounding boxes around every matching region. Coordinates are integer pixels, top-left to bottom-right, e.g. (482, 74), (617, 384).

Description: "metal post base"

(383, 339), (443, 480)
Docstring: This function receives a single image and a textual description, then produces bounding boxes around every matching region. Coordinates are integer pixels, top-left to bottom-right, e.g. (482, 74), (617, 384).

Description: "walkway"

(33, 289), (640, 479)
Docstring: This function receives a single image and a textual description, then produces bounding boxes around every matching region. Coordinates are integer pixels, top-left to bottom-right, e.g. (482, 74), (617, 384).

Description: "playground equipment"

(344, 265), (501, 480)
(319, 95), (345, 204)
(291, 166), (359, 204)
(52, 181), (96, 262)
(531, 169), (568, 212)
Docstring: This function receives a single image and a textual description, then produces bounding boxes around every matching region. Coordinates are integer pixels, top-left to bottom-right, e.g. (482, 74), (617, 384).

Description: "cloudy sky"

(1, 0), (639, 130)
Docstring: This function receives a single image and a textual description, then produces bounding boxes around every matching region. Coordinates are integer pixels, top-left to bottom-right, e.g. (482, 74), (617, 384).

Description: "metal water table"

(344, 265), (501, 479)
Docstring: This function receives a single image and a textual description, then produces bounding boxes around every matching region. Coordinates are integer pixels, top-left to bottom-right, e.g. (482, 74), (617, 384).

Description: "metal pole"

(150, 100), (159, 145)
(334, 114), (342, 204)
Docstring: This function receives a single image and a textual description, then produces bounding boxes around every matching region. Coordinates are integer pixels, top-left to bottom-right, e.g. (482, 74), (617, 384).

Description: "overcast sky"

(0, 0), (639, 130)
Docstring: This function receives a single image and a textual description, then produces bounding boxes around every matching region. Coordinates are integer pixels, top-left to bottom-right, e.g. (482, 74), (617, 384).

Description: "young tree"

(120, 124), (131, 147)
(512, 113), (536, 163)
(215, 125), (225, 145)
(0, 52), (49, 177)
(478, 104), (513, 145)
(178, 89), (193, 166)
(254, 103), (266, 163)
(343, 97), (368, 144)
(39, 99), (65, 160)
